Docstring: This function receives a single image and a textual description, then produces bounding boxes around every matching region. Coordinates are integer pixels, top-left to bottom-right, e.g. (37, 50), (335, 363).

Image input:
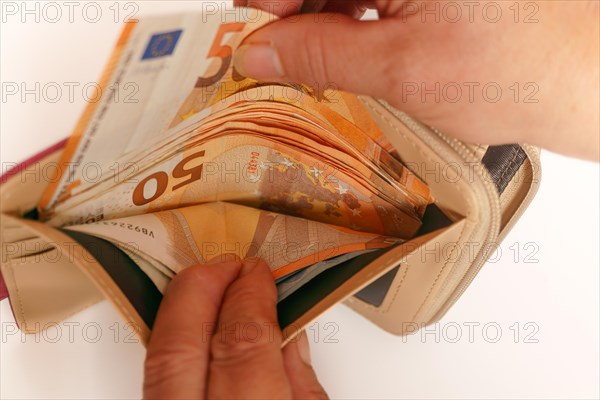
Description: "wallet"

(0, 99), (541, 345)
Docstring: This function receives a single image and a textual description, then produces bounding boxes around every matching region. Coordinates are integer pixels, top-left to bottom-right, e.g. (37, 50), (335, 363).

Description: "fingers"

(233, 14), (400, 100)
(144, 257), (328, 399)
(143, 255), (243, 399)
(283, 331), (329, 399)
(207, 258), (293, 399)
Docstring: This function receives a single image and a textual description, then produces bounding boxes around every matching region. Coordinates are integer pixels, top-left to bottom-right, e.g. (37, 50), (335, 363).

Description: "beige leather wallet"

(0, 99), (541, 346)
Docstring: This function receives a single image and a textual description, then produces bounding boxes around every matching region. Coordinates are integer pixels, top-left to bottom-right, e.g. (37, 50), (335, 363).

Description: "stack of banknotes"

(36, 9), (432, 300)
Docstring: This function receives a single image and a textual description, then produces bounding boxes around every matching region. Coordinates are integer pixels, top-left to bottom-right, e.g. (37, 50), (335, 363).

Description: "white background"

(1, 1), (598, 398)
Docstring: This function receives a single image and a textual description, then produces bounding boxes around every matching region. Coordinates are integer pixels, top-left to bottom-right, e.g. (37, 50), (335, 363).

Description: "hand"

(233, 0), (599, 160)
(143, 255), (328, 399)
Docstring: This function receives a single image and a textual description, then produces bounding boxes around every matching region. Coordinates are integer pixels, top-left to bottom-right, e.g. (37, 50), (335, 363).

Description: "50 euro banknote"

(46, 133), (422, 238)
(38, 9), (276, 213)
(65, 202), (400, 280)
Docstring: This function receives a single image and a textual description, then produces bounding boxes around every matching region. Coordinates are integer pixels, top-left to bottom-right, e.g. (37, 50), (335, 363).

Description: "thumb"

(233, 14), (398, 99)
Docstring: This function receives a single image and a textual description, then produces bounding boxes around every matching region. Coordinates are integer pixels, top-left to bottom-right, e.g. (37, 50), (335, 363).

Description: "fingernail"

(240, 258), (260, 276)
(234, 43), (285, 80)
(297, 330), (312, 365)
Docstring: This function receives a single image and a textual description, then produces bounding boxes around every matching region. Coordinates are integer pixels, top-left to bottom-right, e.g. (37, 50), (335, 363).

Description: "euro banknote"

(65, 202), (399, 280)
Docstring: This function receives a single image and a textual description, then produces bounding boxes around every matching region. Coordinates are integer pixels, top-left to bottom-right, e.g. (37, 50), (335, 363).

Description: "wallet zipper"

(428, 130), (502, 323)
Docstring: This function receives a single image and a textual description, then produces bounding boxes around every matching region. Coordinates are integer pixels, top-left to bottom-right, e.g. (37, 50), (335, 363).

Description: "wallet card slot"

(277, 247), (394, 330)
(354, 203), (453, 307)
(0, 215), (104, 333)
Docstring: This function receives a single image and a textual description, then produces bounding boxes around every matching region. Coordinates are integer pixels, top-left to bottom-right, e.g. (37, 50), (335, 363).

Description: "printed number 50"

(132, 151), (206, 206)
(195, 22), (246, 88)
